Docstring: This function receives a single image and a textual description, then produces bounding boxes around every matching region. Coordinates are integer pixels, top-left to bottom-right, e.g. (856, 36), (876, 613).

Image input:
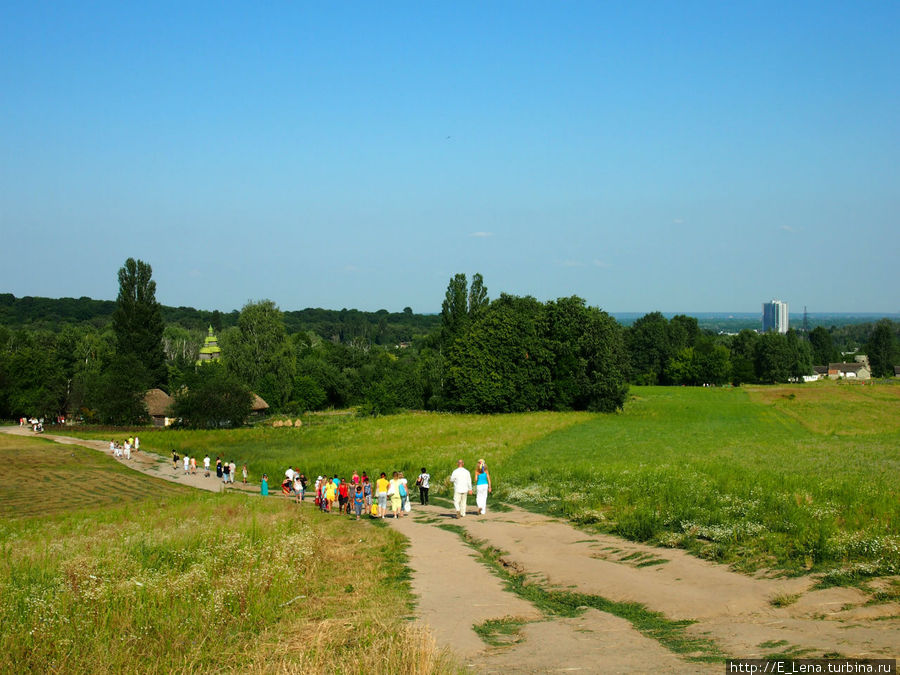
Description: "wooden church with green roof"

(197, 326), (222, 365)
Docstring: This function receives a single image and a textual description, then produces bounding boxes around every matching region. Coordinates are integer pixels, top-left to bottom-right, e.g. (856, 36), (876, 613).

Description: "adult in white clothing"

(449, 459), (473, 518)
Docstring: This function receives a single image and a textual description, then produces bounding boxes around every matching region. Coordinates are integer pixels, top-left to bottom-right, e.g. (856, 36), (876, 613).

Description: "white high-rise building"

(762, 299), (789, 333)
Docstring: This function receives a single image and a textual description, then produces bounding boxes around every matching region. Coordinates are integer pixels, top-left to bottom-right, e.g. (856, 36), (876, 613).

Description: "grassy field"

(0, 434), (188, 519)
(67, 411), (590, 491)
(500, 384), (900, 579)
(0, 435), (457, 673)
(60, 383), (900, 580)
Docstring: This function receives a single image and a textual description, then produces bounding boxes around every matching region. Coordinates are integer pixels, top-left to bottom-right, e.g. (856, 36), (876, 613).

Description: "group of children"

(168, 451), (248, 485)
(300, 469), (429, 520)
(109, 436), (139, 460)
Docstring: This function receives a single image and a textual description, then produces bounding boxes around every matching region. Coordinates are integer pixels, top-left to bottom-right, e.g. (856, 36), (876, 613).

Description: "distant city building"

(762, 299), (789, 333)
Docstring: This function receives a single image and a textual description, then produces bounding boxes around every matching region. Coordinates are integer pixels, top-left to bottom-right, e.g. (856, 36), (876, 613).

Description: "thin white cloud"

(343, 265), (359, 273)
(561, 260), (585, 268)
(672, 218), (685, 225)
(469, 231), (493, 238)
(189, 269), (202, 278)
(592, 259), (610, 269)
(781, 225), (796, 233)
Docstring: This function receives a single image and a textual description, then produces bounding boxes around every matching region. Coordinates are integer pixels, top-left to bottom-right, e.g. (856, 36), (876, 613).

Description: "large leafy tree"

(94, 353), (150, 424)
(171, 362), (253, 428)
(111, 258), (166, 387)
(221, 300), (296, 410)
(729, 329), (758, 385)
(2, 331), (66, 417)
(808, 326), (835, 366)
(625, 312), (672, 385)
(444, 294), (550, 413)
(441, 273), (470, 345)
(444, 294), (627, 413)
(867, 319), (897, 378)
(467, 273), (489, 320)
(754, 333), (793, 383)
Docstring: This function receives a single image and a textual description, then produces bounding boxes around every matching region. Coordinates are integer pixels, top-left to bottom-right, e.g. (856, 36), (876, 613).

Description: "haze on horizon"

(1, 2), (898, 315)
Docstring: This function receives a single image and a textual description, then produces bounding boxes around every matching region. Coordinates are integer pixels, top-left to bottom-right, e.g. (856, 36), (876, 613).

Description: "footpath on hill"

(4, 426), (897, 673)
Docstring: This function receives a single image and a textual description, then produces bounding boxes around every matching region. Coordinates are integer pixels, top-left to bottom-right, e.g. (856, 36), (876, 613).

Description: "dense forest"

(1, 266), (898, 425)
(0, 293), (439, 346)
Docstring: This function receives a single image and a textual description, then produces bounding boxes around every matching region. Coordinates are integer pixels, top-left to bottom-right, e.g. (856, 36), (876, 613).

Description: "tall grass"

(0, 492), (459, 673)
(499, 386), (900, 576)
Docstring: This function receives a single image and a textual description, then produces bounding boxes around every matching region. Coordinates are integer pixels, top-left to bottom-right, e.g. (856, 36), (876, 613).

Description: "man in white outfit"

(450, 459), (473, 518)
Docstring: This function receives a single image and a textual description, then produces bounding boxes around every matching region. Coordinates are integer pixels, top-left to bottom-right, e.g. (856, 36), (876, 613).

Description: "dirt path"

(390, 509), (717, 673)
(389, 502), (898, 668)
(7, 427), (897, 670)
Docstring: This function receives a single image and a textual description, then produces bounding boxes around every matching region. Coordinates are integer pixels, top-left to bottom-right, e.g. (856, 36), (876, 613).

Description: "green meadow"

(64, 383), (900, 579)
(501, 384), (900, 579)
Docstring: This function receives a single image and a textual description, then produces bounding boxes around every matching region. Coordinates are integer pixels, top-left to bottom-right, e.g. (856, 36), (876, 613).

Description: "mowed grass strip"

(0, 491), (459, 674)
(500, 385), (900, 578)
(0, 434), (188, 519)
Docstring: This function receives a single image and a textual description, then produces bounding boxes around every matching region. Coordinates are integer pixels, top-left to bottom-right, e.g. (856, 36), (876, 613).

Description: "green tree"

(625, 312), (671, 384)
(467, 273), (489, 319)
(867, 319), (897, 378)
(444, 294), (627, 413)
(221, 300), (296, 411)
(808, 326), (835, 366)
(94, 353), (150, 424)
(440, 273), (470, 345)
(786, 328), (812, 378)
(444, 294), (550, 412)
(111, 258), (166, 387)
(68, 328), (115, 420)
(754, 333), (792, 383)
(3, 331), (66, 417)
(171, 362), (253, 428)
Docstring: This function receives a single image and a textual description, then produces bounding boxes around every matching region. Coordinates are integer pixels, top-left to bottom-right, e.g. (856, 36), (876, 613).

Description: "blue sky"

(2, 2), (898, 313)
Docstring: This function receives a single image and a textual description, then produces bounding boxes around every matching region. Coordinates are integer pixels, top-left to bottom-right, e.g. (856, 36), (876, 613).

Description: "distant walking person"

(475, 459), (492, 515)
(450, 460), (473, 519)
(261, 474), (269, 496)
(416, 467), (430, 505)
(375, 472), (390, 519)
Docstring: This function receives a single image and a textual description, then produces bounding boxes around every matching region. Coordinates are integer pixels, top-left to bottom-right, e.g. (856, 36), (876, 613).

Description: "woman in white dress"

(474, 459), (492, 515)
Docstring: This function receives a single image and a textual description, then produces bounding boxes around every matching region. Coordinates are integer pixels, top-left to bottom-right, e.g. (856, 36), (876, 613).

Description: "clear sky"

(2, 1), (898, 314)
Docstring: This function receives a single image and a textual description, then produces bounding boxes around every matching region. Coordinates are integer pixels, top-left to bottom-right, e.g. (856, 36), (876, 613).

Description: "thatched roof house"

(144, 388), (174, 426)
(251, 393), (269, 414)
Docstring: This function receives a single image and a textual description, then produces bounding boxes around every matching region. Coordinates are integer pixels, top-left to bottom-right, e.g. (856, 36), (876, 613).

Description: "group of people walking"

(260, 460), (492, 519)
(167, 451), (248, 485)
(109, 436), (138, 460)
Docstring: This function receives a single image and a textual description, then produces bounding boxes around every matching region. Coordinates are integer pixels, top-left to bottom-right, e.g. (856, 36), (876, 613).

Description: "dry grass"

(745, 381), (900, 435)
(0, 491), (460, 673)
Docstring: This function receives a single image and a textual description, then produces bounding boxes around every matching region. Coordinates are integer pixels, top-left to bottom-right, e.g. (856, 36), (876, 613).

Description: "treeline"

(2, 265), (899, 425)
(0, 293), (440, 347)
